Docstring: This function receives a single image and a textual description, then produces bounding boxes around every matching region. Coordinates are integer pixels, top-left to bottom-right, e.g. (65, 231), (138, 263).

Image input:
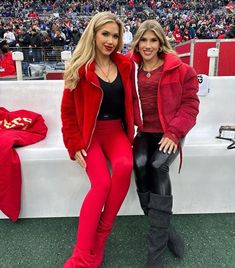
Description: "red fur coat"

(61, 53), (135, 160)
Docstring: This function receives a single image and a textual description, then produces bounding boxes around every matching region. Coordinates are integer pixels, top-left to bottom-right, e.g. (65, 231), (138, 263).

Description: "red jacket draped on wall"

(0, 108), (47, 221)
(61, 52), (135, 160)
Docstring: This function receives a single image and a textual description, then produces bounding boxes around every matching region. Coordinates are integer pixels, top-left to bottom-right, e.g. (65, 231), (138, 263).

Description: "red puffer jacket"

(131, 52), (200, 172)
(132, 52), (200, 144)
(61, 53), (135, 160)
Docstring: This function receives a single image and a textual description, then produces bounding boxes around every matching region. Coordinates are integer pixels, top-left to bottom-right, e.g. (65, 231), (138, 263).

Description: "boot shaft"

(148, 193), (173, 213)
(145, 193), (173, 268)
(137, 190), (150, 215)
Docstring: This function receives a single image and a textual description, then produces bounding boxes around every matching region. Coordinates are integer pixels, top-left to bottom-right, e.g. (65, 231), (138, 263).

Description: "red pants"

(76, 119), (133, 251)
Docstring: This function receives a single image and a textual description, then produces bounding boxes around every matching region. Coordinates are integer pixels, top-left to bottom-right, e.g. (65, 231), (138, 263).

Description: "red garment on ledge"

(0, 107), (48, 221)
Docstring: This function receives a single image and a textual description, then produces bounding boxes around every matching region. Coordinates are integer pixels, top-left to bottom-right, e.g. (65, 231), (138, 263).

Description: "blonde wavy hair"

(64, 12), (124, 89)
(131, 20), (176, 56)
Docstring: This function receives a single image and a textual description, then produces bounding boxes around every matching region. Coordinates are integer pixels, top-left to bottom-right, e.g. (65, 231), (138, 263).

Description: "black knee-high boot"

(168, 225), (184, 258)
(145, 193), (172, 268)
(137, 190), (150, 215)
(137, 191), (184, 258)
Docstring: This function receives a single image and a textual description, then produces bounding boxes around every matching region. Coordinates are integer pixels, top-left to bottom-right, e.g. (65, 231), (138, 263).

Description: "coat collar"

(130, 52), (182, 72)
(78, 52), (133, 86)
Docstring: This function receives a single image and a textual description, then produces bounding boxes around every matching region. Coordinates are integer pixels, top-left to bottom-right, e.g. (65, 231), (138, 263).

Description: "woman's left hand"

(159, 136), (178, 154)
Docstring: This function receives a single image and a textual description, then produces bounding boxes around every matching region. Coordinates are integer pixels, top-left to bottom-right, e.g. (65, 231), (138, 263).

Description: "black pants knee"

(133, 132), (181, 195)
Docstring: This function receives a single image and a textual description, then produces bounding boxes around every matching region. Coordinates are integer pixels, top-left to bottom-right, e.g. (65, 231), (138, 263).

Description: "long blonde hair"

(64, 12), (124, 90)
(131, 20), (176, 56)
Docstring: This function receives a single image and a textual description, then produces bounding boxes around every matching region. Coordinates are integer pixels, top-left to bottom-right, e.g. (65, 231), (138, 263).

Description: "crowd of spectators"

(0, 0), (234, 62)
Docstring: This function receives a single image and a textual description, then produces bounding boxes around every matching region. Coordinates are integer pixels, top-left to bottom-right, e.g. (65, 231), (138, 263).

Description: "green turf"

(0, 214), (234, 268)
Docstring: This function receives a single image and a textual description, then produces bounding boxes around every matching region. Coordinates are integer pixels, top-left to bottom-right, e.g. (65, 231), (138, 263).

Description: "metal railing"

(10, 46), (74, 63)
(2, 44), (227, 81)
(7, 50), (72, 81)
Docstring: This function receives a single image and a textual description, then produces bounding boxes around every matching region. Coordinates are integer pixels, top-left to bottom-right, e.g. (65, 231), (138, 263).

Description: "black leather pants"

(133, 132), (181, 195)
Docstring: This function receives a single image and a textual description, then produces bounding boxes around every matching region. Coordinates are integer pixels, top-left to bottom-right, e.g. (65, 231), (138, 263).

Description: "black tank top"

(97, 71), (125, 120)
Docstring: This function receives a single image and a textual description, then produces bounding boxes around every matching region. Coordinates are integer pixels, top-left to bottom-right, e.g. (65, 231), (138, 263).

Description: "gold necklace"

(142, 60), (163, 78)
(96, 61), (111, 83)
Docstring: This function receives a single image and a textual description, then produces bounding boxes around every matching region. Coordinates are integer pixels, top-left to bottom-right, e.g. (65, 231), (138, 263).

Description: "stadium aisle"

(0, 214), (234, 268)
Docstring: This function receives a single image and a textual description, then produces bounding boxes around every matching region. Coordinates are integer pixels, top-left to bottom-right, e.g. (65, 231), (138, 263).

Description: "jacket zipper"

(157, 72), (166, 133)
(85, 82), (103, 151)
(134, 63), (144, 126)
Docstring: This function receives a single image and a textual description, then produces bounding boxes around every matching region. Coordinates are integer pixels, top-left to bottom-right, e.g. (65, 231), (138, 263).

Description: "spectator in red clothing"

(173, 25), (183, 44)
(149, 0), (155, 8)
(182, 29), (190, 42)
(218, 29), (226, 39)
(128, 0), (134, 7)
(172, 1), (178, 9)
(0, 39), (16, 78)
(178, 2), (183, 9)
(28, 10), (39, 18)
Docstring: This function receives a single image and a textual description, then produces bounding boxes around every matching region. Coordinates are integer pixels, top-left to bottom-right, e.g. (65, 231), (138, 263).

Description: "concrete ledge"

(0, 77), (235, 219)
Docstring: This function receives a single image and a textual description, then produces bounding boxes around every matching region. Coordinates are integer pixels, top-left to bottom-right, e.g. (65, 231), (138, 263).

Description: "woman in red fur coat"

(61, 12), (134, 268)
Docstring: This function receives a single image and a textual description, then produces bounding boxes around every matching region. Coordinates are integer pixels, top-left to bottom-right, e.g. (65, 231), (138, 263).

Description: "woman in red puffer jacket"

(130, 19), (199, 268)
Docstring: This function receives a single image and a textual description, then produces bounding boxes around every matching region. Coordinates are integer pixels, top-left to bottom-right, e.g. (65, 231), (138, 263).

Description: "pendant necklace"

(146, 72), (151, 78)
(96, 60), (111, 83)
(143, 60), (163, 78)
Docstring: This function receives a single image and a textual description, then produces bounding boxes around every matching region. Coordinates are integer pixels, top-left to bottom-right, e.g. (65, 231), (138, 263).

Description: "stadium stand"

(0, 0), (234, 50)
(1, 0), (234, 79)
